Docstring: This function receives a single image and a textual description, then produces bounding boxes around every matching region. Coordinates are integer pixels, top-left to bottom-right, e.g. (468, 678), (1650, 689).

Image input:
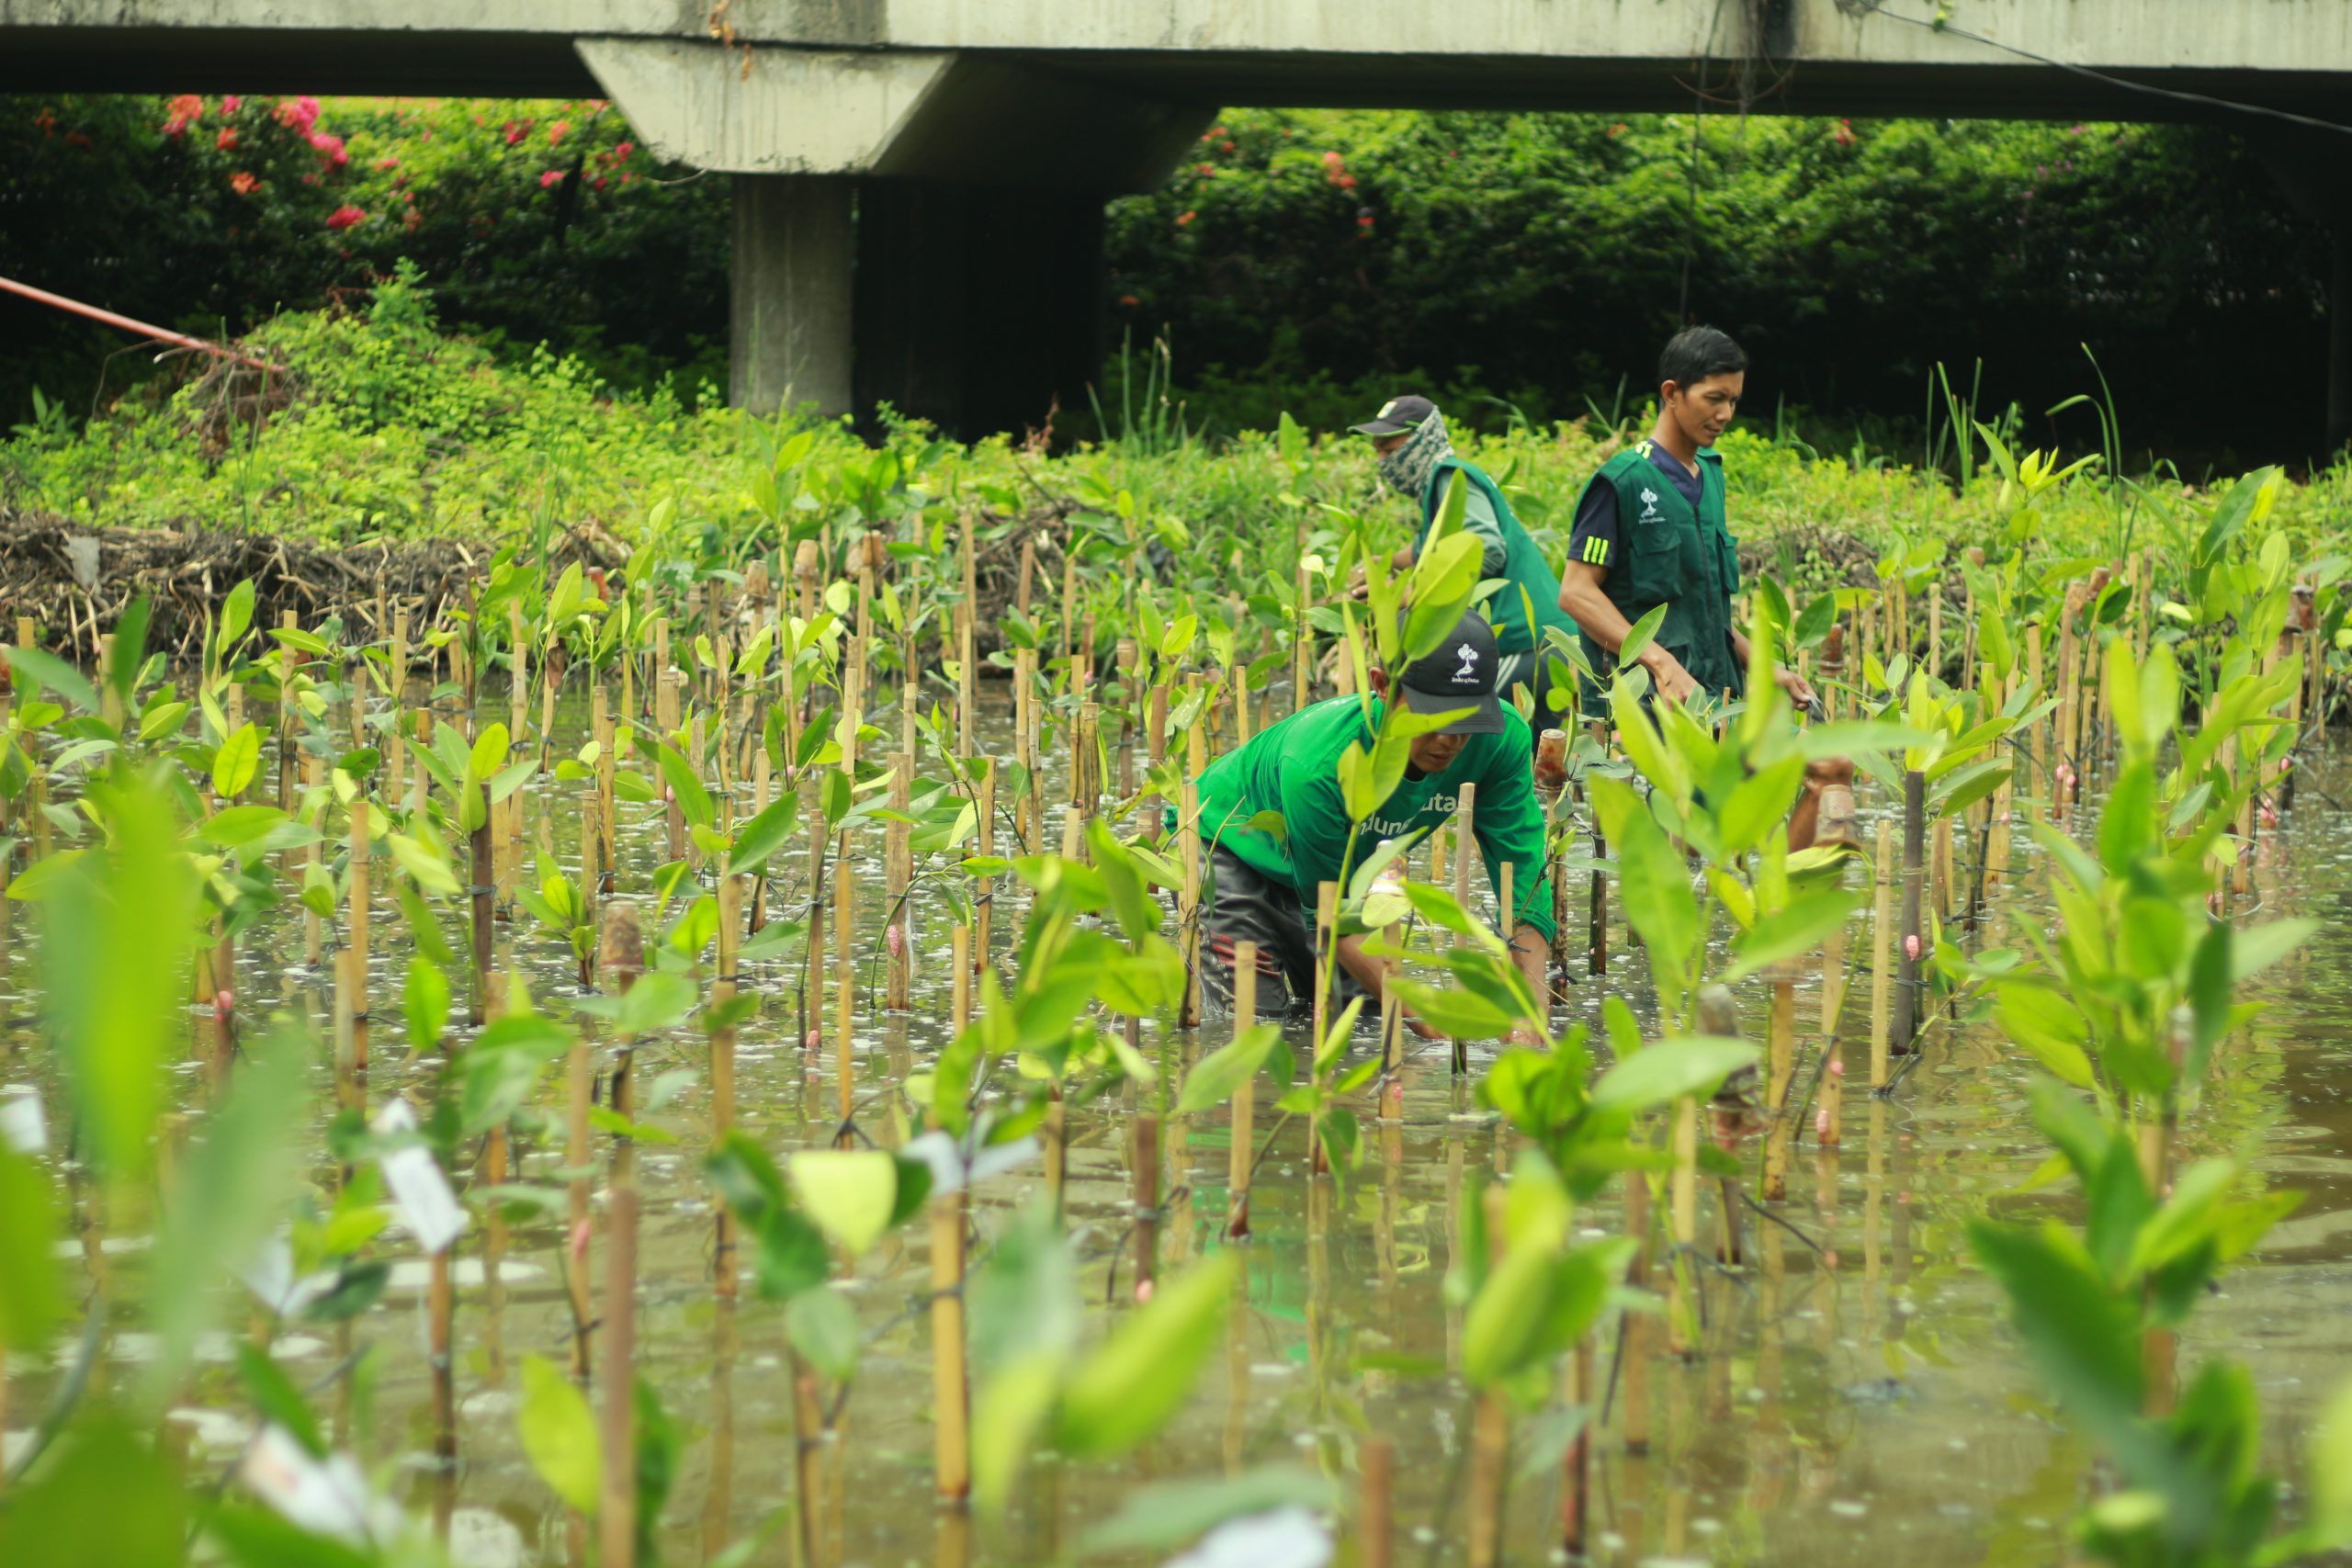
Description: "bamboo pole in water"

(1226, 942), (1258, 1240)
(1870, 820), (1894, 1089)
(1764, 964), (1796, 1201)
(1360, 1438), (1394, 1568)
(303, 756), (325, 968)
(1179, 676), (1205, 1028)
(597, 902), (645, 1568)
(886, 752), (911, 1010)
(348, 796), (370, 1023)
(1586, 719), (1611, 976)
(1899, 770), (1926, 1050)
(930, 1181), (970, 1503)
(1819, 899), (1849, 1147)
(1311, 880), (1337, 1175)
(712, 872), (741, 1298)
(1133, 1114), (1160, 1300)
(1450, 782), (1477, 1074)
(973, 769), (996, 971)
(1467, 1185), (1510, 1568)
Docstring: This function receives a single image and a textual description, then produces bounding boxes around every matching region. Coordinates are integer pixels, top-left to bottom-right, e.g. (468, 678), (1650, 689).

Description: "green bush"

(1102, 110), (2334, 464)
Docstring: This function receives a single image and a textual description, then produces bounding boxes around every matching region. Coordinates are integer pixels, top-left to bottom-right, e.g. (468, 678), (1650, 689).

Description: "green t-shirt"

(1190, 694), (1555, 940)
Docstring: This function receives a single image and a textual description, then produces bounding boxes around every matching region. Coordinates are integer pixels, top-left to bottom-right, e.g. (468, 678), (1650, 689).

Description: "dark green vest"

(1575, 443), (1743, 703)
(1416, 457), (1579, 660)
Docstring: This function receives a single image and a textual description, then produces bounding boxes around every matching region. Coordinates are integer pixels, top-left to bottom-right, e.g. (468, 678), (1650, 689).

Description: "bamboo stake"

(712, 873), (741, 1297)
(1899, 770), (1926, 1050)
(1621, 1166), (1652, 1454)
(1226, 942), (1258, 1240)
(1133, 1114), (1160, 1300)
(886, 752), (911, 1010)
(1764, 965), (1795, 1201)
(974, 769), (997, 971)
(1449, 782), (1477, 1075)
(597, 903), (645, 1568)
(303, 757), (325, 968)
(1819, 898), (1849, 1147)
(1870, 820), (1894, 1089)
(1179, 677), (1206, 1028)
(1467, 1186), (1510, 1568)
(930, 1184), (970, 1503)
(1361, 1438), (1394, 1568)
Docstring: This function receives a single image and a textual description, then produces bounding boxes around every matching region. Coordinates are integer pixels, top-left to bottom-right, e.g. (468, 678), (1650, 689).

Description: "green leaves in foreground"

(971, 1201), (1238, 1516)
(517, 1356), (601, 1516)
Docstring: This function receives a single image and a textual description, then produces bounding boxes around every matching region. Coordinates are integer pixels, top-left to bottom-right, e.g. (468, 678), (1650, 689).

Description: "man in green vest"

(1186, 610), (1553, 1039)
(1350, 395), (1579, 721)
(1556, 326), (1853, 850)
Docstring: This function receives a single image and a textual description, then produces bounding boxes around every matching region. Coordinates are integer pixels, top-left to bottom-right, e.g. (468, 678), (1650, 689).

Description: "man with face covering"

(1351, 396), (1580, 721)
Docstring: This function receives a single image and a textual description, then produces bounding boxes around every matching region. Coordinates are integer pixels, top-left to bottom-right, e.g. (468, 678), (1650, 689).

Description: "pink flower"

(1356, 214), (1375, 230)
(539, 169), (564, 188)
(1321, 150), (1343, 169)
(323, 204), (367, 231)
(1194, 163), (1216, 177)
(309, 130), (347, 165)
(274, 96), (321, 133)
(503, 118), (531, 146)
(547, 118), (570, 146)
(163, 94), (205, 135)
(220, 95), (242, 113)
(612, 141), (635, 160)
(1175, 209), (1195, 227)
(230, 172), (259, 195)
(1336, 173), (1357, 189)
(215, 128), (239, 151)
(1117, 293), (1139, 307)
(375, 154), (399, 170)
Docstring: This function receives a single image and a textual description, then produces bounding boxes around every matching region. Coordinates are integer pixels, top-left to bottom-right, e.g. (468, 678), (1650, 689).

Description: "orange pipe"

(0, 273), (282, 374)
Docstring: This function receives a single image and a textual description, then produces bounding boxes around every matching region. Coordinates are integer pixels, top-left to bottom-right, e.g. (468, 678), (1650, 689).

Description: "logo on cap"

(1377, 400), (1397, 418)
(1453, 643), (1480, 683)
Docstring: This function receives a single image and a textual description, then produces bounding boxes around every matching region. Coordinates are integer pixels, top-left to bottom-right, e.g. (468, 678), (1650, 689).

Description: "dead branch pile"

(0, 509), (623, 663)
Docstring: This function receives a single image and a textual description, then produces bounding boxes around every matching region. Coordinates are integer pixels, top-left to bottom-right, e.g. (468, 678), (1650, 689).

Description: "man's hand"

(1347, 559), (1372, 601)
(1773, 665), (1816, 708)
(1647, 651), (1702, 706)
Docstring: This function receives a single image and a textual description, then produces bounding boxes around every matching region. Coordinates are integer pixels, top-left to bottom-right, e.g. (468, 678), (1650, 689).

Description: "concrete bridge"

(8, 0), (2352, 443)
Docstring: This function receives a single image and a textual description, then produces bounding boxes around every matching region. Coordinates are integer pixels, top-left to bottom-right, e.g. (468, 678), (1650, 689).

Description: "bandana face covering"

(1377, 409), (1453, 502)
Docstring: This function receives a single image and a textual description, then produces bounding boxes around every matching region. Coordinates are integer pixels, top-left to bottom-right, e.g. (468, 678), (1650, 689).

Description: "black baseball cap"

(1394, 611), (1505, 735)
(1350, 393), (1437, 437)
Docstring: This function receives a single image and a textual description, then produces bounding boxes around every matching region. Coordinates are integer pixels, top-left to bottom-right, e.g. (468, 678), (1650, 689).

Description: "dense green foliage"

(7, 272), (2352, 592)
(4, 95), (2334, 461)
(1103, 109), (2332, 463)
(0, 92), (729, 420)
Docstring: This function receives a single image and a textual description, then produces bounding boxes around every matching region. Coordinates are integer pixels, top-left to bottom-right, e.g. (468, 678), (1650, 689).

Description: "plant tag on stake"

(0, 1086), (45, 1154)
(373, 1099), (467, 1255)
(235, 1236), (337, 1319)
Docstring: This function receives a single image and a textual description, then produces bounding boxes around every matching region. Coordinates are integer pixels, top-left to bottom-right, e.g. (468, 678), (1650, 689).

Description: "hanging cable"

(1853, 2), (2352, 138)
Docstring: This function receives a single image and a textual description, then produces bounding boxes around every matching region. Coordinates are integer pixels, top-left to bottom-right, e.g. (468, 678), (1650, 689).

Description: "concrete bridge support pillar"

(729, 175), (854, 419)
(2254, 134), (2352, 457)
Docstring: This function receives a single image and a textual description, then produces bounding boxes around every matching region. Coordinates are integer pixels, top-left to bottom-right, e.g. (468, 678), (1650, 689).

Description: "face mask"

(1377, 409), (1453, 501)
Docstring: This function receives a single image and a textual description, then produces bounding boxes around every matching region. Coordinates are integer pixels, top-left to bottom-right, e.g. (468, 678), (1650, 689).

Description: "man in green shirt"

(1188, 611), (1554, 1037)
(1556, 325), (1854, 850)
(1351, 394), (1580, 721)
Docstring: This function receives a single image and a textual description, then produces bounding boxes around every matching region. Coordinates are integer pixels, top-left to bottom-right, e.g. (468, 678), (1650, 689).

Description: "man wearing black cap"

(1185, 609), (1554, 1037)
(1351, 395), (1581, 720)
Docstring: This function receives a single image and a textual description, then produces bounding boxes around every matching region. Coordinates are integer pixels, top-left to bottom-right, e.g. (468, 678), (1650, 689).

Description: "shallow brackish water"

(4, 675), (2349, 1567)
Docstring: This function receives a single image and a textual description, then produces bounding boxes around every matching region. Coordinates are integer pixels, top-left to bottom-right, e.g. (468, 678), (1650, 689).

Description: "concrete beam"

(576, 40), (953, 175)
(579, 40), (1211, 192)
(6, 0), (2350, 122)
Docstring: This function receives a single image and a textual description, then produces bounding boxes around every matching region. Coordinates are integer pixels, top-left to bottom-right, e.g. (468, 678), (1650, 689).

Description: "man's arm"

(1560, 562), (1700, 706)
(1470, 725), (1558, 1041)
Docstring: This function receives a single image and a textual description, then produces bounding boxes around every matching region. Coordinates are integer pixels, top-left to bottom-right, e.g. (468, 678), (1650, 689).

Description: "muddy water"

(6, 680), (2350, 1568)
